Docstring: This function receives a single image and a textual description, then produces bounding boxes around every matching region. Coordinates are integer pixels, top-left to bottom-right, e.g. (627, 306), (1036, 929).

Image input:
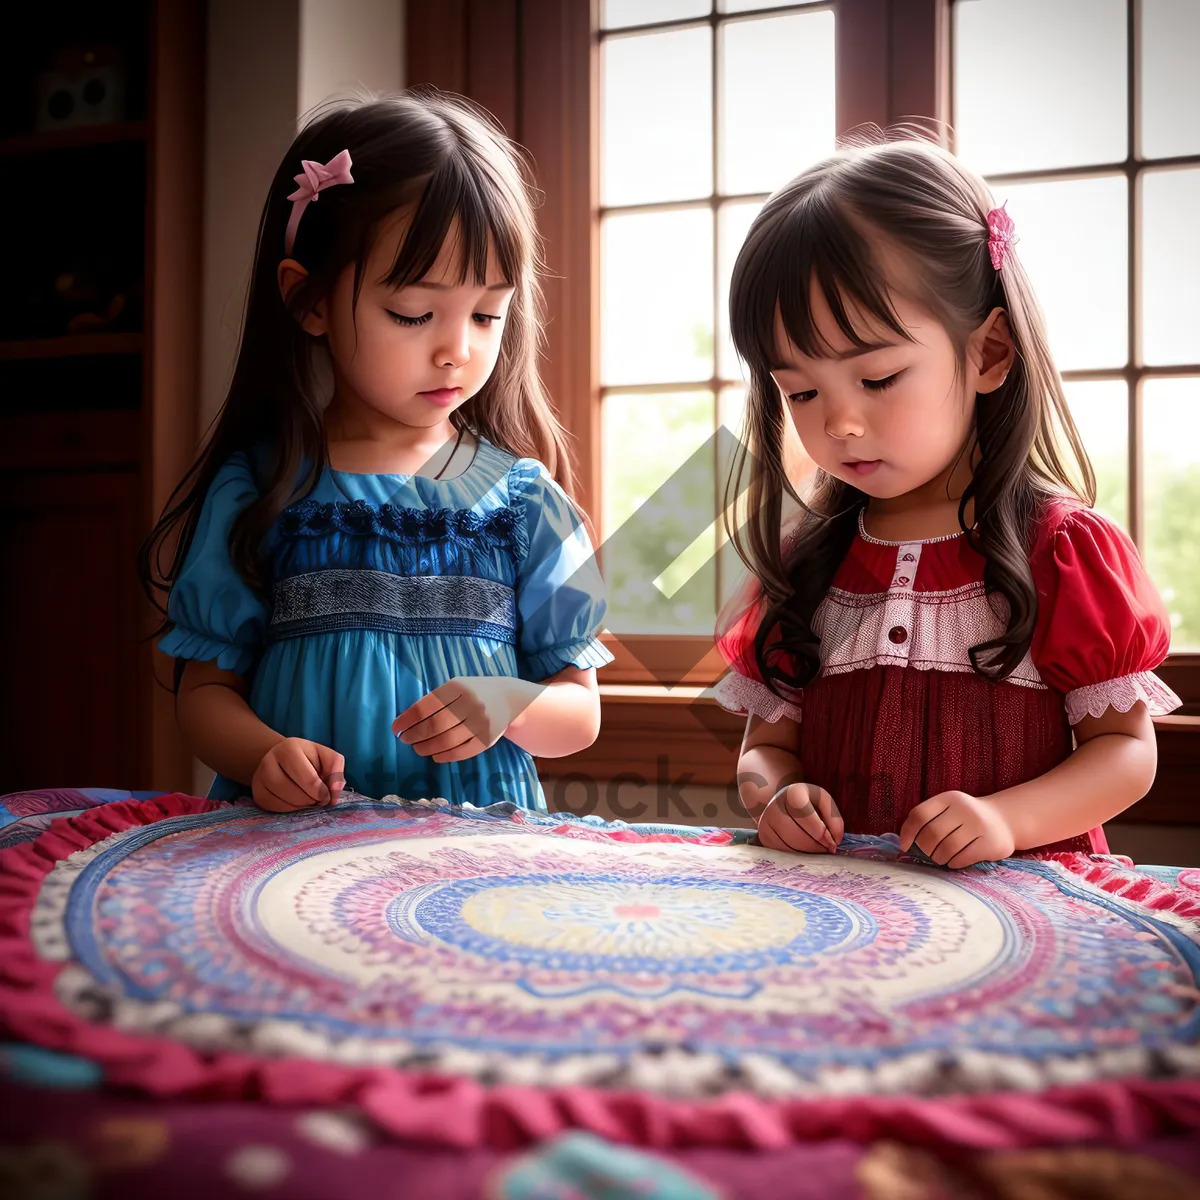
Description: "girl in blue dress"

(138, 89), (612, 812)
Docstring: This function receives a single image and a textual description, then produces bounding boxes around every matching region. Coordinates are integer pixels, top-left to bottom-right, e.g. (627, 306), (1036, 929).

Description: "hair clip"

(986, 202), (1017, 271)
(284, 149), (355, 256)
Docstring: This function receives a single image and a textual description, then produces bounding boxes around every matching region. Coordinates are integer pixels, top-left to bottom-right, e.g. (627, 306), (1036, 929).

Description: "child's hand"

(899, 790), (1016, 868)
(392, 676), (534, 763)
(251, 738), (345, 811)
(757, 782), (843, 855)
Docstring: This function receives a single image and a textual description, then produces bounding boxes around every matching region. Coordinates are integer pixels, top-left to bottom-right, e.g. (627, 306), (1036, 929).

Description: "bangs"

(380, 150), (525, 289)
(730, 186), (913, 372)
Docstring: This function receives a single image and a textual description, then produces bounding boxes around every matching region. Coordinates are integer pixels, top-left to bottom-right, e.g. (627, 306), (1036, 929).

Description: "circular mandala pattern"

(33, 800), (1200, 1088)
(390, 873), (871, 975)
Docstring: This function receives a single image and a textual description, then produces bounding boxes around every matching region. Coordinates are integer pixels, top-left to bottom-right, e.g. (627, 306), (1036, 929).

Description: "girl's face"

(296, 212), (516, 430)
(769, 272), (1010, 502)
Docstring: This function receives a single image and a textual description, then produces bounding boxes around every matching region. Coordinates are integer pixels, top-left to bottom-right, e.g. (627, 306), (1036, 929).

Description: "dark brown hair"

(722, 131), (1095, 695)
(138, 87), (574, 675)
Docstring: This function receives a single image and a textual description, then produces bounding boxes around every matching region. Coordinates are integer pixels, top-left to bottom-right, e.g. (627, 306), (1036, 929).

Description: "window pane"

(954, 0), (1126, 175)
(720, 10), (835, 195)
(1063, 380), (1128, 529)
(1141, 0), (1200, 159)
(602, 208), (714, 385)
(1001, 176), (1127, 370)
(717, 200), (762, 380)
(721, 0), (807, 10)
(602, 27), (713, 206)
(1142, 168), (1200, 367)
(602, 0), (710, 29)
(1143, 377), (1200, 649)
(602, 391), (717, 634)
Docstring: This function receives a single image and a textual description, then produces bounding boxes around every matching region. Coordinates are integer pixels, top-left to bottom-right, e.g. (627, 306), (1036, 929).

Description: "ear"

(969, 307), (1015, 395)
(277, 258), (328, 337)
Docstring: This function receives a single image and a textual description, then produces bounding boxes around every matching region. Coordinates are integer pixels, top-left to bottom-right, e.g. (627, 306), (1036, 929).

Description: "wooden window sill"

(535, 686), (1200, 826)
(595, 633), (729, 687)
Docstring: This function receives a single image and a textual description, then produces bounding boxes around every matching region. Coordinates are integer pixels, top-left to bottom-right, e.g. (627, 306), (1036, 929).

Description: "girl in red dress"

(715, 135), (1180, 868)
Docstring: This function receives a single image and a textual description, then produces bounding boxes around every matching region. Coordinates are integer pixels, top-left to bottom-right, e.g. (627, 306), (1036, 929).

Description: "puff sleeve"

(1029, 505), (1181, 725)
(509, 459), (614, 682)
(156, 452), (268, 677)
(712, 577), (804, 724)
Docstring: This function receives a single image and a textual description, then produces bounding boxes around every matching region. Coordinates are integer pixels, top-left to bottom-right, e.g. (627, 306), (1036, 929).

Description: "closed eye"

(387, 311), (503, 328)
(863, 371), (903, 392)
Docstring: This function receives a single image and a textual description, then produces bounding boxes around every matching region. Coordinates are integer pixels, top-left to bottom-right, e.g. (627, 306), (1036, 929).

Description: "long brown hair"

(138, 86), (574, 658)
(722, 131), (1095, 695)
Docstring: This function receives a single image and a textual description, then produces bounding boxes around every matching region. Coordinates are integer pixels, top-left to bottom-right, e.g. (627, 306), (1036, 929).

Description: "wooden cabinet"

(0, 470), (144, 793)
(0, 2), (203, 793)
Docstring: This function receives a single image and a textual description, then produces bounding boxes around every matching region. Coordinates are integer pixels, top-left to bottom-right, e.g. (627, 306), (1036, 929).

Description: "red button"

(888, 626), (908, 644)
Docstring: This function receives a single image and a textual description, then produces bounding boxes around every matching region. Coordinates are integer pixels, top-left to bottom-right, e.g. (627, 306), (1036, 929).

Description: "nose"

(823, 397), (865, 441)
(433, 321), (471, 370)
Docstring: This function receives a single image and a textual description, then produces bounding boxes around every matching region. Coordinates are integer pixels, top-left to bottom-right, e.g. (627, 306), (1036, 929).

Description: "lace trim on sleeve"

(712, 672), (803, 724)
(1064, 671), (1182, 725)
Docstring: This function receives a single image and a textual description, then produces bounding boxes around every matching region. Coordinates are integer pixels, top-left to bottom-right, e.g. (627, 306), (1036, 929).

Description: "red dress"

(714, 502), (1181, 855)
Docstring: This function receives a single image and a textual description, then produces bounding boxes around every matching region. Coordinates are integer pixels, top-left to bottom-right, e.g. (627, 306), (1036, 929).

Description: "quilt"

(2, 792), (1200, 1152)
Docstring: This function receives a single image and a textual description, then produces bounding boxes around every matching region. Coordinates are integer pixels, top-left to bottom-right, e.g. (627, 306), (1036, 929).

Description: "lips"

(844, 459), (882, 477)
(419, 387), (462, 407)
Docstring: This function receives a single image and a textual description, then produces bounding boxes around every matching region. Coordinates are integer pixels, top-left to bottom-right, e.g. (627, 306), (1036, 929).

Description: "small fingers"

(328, 754), (346, 802)
(395, 704), (460, 745)
(915, 813), (965, 860)
(899, 797), (947, 852)
(944, 836), (986, 870)
(279, 749), (332, 806)
(811, 787), (844, 847)
(307, 744), (346, 804)
(797, 783), (846, 844)
(393, 683), (462, 738)
(826, 810), (846, 846)
(257, 766), (316, 811)
(900, 802), (953, 855)
(407, 719), (470, 757)
(759, 801), (831, 855)
(781, 787), (838, 852)
(431, 736), (486, 764)
(928, 822), (971, 866)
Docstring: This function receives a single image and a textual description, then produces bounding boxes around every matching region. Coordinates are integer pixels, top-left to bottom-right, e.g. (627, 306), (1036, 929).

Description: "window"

(405, 0), (1197, 803)
(954, 0), (1200, 648)
(597, 1), (835, 662)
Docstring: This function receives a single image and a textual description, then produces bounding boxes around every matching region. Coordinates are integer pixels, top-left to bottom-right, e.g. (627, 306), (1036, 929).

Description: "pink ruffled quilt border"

(2, 795), (1200, 1152)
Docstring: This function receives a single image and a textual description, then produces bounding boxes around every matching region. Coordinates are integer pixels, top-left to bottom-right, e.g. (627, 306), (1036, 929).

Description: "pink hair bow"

(284, 149), (355, 256)
(986, 201), (1017, 271)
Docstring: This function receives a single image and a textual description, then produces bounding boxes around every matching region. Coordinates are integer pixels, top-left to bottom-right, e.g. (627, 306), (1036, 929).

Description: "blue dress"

(157, 437), (612, 809)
